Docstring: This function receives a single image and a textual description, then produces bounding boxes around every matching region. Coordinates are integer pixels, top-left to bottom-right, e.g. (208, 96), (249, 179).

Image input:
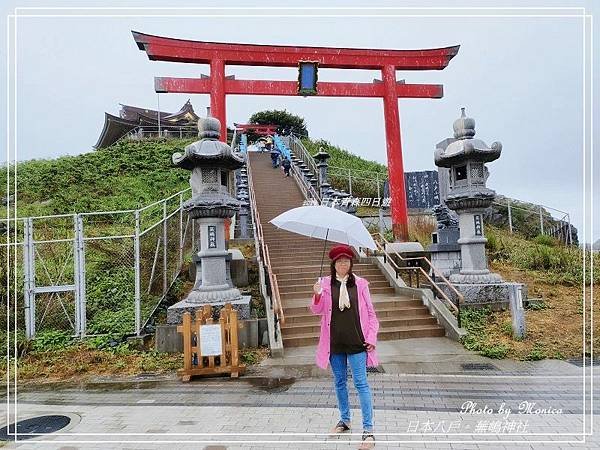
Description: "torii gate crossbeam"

(133, 31), (459, 241)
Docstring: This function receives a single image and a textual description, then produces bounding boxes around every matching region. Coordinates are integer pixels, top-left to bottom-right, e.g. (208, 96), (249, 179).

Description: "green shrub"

(31, 330), (74, 352)
(525, 343), (547, 361)
(459, 307), (491, 353)
(460, 307), (510, 358)
(0, 330), (32, 357)
(501, 321), (513, 336)
(525, 299), (548, 310)
(480, 344), (509, 359)
(533, 234), (558, 247)
(87, 308), (135, 337)
(485, 226), (596, 286)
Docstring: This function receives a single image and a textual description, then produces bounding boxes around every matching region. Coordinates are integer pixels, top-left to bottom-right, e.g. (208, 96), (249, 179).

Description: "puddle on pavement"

(246, 377), (296, 392)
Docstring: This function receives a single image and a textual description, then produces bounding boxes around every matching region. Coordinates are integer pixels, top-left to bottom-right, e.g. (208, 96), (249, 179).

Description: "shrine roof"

(94, 113), (138, 149)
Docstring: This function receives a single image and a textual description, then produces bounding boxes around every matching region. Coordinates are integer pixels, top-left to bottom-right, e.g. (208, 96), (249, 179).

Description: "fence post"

(348, 168), (352, 195)
(507, 199), (513, 233)
(24, 218), (35, 339)
(567, 214), (573, 245)
(74, 214), (86, 337)
(179, 192), (184, 269)
(134, 210), (141, 335)
(163, 200), (168, 294)
(539, 206), (544, 235)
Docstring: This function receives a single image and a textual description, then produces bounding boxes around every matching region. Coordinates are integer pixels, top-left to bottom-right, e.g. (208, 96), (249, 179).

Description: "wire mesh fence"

(84, 235), (136, 336)
(488, 198), (574, 245)
(31, 239), (76, 334)
(327, 165), (386, 201)
(0, 236), (26, 340)
(0, 188), (196, 339)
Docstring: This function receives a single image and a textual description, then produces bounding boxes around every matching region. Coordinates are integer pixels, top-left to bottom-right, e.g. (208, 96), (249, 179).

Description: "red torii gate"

(132, 31), (459, 241)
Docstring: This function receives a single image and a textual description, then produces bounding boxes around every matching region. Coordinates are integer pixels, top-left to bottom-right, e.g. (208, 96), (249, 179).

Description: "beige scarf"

(336, 273), (351, 311)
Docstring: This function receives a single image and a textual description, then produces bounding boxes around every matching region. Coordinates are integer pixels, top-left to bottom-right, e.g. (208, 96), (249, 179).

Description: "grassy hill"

(1, 135), (597, 366)
(0, 138), (195, 218)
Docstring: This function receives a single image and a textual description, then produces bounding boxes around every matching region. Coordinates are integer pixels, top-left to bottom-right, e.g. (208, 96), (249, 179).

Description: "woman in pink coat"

(310, 244), (379, 449)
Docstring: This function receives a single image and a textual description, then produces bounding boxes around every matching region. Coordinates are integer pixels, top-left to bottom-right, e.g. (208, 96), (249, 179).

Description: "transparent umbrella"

(269, 205), (377, 278)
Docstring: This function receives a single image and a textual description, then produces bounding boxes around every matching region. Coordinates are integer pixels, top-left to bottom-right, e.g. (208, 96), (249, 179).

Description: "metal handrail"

(278, 135), (320, 202)
(370, 232), (463, 327)
(286, 134), (319, 181)
(120, 125), (198, 143)
(328, 165), (387, 179)
(245, 154), (285, 327)
(290, 159), (321, 202)
(230, 128), (239, 150)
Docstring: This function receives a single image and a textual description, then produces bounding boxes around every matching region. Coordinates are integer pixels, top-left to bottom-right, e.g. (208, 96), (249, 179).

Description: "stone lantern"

(435, 108), (526, 318)
(434, 107), (503, 285)
(313, 148), (332, 198)
(167, 115), (251, 323)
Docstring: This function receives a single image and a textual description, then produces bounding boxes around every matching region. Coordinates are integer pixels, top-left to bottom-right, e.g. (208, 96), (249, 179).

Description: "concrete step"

(257, 208), (304, 211)
(282, 305), (432, 325)
(268, 243), (333, 249)
(271, 253), (362, 261)
(274, 263), (378, 274)
(278, 279), (392, 294)
(275, 272), (388, 284)
(281, 316), (440, 337)
(268, 251), (335, 259)
(267, 246), (341, 253)
(282, 325), (447, 347)
(281, 286), (396, 299)
(255, 203), (304, 207)
(282, 299), (426, 316)
(267, 242), (337, 249)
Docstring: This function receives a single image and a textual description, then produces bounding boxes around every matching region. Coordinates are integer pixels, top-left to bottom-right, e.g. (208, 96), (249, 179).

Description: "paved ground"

(1, 338), (598, 449)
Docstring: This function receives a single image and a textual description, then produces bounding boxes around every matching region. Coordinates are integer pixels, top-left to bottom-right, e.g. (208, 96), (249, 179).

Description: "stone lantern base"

(439, 282), (527, 311)
(167, 296), (251, 324)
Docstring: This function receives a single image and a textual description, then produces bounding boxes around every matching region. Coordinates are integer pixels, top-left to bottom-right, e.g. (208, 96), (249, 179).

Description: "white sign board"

(199, 324), (222, 356)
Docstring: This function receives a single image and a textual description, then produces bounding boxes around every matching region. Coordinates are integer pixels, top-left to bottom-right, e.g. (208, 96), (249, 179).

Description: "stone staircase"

(247, 152), (445, 348)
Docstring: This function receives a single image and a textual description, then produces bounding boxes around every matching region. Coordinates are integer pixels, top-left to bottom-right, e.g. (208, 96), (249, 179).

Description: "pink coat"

(309, 274), (380, 369)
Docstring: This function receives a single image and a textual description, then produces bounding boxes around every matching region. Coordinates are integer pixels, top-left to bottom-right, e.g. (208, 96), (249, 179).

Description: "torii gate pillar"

(382, 64), (409, 239)
(210, 59), (226, 137)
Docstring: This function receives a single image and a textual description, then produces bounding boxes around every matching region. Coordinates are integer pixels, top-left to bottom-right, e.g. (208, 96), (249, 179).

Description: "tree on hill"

(248, 109), (308, 139)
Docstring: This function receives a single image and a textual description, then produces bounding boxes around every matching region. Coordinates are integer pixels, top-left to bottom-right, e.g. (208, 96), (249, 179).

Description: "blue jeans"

(329, 351), (373, 432)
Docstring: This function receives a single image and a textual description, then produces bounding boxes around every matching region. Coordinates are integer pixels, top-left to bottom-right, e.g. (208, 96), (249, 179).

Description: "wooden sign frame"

(176, 303), (246, 381)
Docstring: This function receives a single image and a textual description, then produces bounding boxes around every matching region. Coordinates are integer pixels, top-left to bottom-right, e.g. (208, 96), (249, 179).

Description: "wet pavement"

(1, 337), (598, 449)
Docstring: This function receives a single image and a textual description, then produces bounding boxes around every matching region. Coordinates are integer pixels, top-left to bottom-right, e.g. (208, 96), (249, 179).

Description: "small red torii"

(234, 123), (278, 136)
(132, 31), (459, 241)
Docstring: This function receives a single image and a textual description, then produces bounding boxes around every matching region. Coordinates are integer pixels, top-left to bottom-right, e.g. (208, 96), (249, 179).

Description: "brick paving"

(2, 364), (598, 449)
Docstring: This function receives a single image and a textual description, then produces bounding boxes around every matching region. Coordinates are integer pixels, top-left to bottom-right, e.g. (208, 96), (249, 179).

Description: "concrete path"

(254, 337), (582, 378)
(1, 350), (598, 449)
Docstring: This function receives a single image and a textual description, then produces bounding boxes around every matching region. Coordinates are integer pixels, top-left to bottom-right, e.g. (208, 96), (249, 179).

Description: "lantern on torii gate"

(132, 31), (459, 241)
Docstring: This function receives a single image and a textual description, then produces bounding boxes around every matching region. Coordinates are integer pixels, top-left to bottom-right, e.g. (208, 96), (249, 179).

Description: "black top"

(330, 275), (365, 354)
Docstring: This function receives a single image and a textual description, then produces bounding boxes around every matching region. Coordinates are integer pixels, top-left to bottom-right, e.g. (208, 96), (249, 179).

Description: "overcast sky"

(1, 0), (598, 243)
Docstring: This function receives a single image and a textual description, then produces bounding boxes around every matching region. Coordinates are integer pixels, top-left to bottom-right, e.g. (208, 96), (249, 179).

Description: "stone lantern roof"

(172, 116), (244, 170)
(313, 148), (330, 163)
(434, 108), (502, 168)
